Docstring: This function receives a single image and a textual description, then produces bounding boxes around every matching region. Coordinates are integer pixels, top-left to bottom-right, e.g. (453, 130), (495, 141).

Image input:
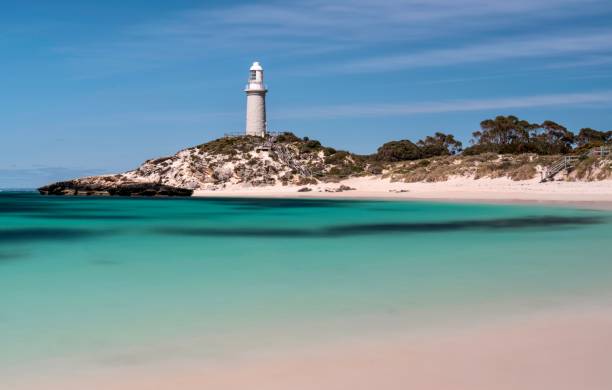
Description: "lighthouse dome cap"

(250, 61), (263, 71)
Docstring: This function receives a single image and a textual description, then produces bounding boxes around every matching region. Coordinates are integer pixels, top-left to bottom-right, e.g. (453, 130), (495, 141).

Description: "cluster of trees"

(375, 116), (610, 162)
(376, 132), (463, 162)
(463, 116), (610, 155)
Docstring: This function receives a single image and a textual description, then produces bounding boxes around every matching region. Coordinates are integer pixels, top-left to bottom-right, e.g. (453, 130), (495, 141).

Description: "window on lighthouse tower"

(250, 70), (257, 81)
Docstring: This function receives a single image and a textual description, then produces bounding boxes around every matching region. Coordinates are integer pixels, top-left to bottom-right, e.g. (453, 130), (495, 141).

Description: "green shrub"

(198, 136), (262, 155)
(275, 132), (301, 143)
(376, 140), (422, 162)
(324, 151), (350, 165)
(299, 139), (323, 154)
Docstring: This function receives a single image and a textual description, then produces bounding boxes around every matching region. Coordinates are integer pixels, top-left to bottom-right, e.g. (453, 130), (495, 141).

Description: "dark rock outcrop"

(38, 181), (193, 197)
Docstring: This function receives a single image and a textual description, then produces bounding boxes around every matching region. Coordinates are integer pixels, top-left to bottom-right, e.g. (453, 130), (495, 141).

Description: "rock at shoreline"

(324, 185), (356, 193)
(38, 181), (193, 197)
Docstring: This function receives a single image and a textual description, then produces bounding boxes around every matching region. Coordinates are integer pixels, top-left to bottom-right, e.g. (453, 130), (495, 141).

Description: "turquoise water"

(1, 193), (612, 371)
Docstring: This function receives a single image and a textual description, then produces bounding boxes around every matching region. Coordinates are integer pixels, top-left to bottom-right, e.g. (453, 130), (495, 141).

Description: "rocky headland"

(38, 133), (371, 196)
(38, 130), (611, 197)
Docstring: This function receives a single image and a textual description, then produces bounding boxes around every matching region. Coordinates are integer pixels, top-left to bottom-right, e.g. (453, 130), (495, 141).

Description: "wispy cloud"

(131, 0), (606, 46)
(276, 91), (612, 119)
(59, 0), (612, 76)
(542, 55), (612, 69)
(326, 30), (612, 73)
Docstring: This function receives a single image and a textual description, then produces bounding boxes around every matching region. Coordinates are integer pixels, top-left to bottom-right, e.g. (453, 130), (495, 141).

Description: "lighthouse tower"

(245, 61), (267, 137)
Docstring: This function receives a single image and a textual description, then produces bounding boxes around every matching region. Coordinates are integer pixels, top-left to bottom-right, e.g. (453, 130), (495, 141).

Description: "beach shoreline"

(8, 303), (612, 390)
(193, 176), (612, 210)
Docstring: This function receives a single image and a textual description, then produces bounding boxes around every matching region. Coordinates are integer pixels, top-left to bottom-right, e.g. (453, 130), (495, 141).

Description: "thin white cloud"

(59, 0), (612, 76)
(135, 0), (602, 45)
(327, 31), (612, 73)
(275, 91), (612, 119)
(542, 55), (612, 69)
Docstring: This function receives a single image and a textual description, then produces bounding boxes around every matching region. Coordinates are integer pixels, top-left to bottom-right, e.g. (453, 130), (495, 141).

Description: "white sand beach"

(194, 176), (612, 208)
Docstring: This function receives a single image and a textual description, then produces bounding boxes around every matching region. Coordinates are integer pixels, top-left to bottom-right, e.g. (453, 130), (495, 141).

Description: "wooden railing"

(223, 131), (283, 138)
(541, 156), (580, 182)
(541, 145), (611, 182)
(223, 131), (245, 138)
(589, 146), (611, 157)
(272, 141), (312, 177)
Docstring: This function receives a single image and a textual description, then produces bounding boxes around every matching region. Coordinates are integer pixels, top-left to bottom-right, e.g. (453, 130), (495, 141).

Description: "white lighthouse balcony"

(245, 82), (267, 92)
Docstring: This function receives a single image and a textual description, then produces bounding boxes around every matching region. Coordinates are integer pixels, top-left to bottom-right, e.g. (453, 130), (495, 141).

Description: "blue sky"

(2, 0), (612, 188)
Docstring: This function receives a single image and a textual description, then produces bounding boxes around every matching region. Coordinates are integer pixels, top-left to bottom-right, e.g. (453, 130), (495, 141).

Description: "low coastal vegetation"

(375, 116), (611, 160)
(39, 115), (611, 195)
(373, 116), (611, 183)
(384, 154), (554, 183)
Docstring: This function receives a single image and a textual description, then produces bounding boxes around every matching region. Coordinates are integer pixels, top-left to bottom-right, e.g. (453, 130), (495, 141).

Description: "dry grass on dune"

(569, 156), (612, 181)
(384, 154), (561, 183)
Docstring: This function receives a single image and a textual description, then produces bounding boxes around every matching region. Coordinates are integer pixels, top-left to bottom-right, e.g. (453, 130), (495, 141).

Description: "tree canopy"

(576, 128), (611, 147)
(417, 132), (463, 158)
(529, 120), (575, 155)
(462, 116), (609, 155)
(376, 140), (422, 161)
(377, 117), (609, 161)
(464, 116), (538, 154)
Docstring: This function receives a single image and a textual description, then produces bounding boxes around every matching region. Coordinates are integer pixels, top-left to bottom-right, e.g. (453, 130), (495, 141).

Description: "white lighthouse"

(245, 61), (267, 137)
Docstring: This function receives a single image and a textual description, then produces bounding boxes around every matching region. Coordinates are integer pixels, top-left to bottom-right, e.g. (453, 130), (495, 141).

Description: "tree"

(475, 115), (536, 148)
(376, 140), (422, 162)
(576, 128), (609, 147)
(529, 120), (574, 154)
(464, 115), (560, 155)
(417, 132), (463, 158)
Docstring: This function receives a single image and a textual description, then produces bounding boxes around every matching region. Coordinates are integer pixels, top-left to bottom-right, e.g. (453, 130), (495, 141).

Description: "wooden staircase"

(541, 156), (580, 182)
(258, 136), (275, 151)
(271, 140), (312, 177)
(254, 132), (281, 152)
(541, 145), (611, 182)
(253, 133), (312, 177)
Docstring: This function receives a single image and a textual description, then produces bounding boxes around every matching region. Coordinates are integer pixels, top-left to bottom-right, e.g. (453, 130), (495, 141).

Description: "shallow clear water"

(1, 193), (611, 370)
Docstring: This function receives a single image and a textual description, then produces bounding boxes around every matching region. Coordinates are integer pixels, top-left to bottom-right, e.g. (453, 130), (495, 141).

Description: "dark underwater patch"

(0, 251), (29, 263)
(0, 198), (55, 213)
(154, 215), (605, 239)
(190, 197), (361, 210)
(0, 228), (113, 243)
(366, 206), (424, 213)
(22, 213), (143, 220)
(91, 259), (122, 266)
(0, 193), (117, 215)
(157, 226), (312, 238)
(328, 216), (604, 234)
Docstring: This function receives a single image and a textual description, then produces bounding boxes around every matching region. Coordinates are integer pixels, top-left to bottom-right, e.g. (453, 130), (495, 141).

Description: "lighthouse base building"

(245, 61), (268, 137)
